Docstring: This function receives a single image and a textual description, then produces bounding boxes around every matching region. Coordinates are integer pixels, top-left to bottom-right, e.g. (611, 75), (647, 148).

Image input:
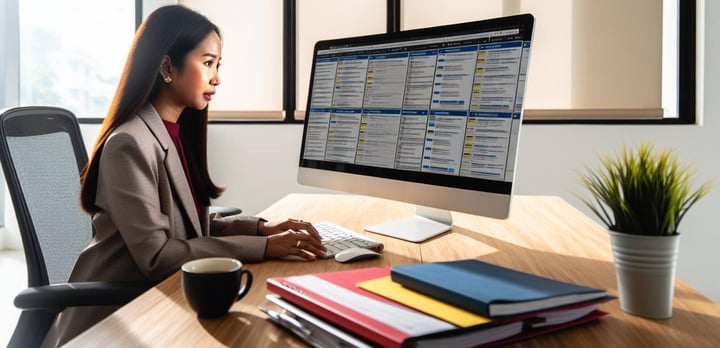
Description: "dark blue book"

(390, 259), (608, 317)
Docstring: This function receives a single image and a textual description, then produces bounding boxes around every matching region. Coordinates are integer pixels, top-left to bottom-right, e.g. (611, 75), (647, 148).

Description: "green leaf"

(575, 142), (713, 235)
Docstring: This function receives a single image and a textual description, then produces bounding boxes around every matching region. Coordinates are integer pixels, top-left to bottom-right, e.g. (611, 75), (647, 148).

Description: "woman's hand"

(261, 219), (325, 260)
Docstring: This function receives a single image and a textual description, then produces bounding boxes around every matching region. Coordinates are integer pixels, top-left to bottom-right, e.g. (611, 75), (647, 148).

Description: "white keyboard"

(314, 221), (384, 258)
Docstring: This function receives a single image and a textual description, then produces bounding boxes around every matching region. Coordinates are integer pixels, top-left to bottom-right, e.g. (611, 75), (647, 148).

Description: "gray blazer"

(44, 104), (267, 346)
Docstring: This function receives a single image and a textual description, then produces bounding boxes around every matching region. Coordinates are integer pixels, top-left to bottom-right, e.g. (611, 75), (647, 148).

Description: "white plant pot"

(608, 231), (680, 319)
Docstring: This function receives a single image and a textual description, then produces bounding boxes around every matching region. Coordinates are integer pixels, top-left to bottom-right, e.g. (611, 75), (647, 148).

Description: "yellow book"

(357, 276), (492, 327)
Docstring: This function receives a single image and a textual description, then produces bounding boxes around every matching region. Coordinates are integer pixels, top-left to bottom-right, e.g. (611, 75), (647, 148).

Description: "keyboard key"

(313, 221), (384, 258)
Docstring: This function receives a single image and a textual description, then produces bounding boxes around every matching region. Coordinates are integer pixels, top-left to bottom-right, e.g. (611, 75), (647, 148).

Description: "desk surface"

(66, 194), (720, 347)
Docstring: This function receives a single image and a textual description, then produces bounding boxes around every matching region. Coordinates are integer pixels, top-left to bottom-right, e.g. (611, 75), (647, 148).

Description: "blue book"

(390, 259), (608, 317)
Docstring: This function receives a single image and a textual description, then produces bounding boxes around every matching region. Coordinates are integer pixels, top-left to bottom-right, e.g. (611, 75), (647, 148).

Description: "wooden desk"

(66, 194), (720, 347)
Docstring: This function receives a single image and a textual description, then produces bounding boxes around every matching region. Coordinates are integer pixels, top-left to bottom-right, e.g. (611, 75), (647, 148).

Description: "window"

(401, 0), (686, 123)
(295, 0), (386, 120)
(15, 0), (136, 118)
(180, 0), (386, 121)
(8, 1), (687, 123)
(181, 0), (285, 120)
(298, 0), (696, 124)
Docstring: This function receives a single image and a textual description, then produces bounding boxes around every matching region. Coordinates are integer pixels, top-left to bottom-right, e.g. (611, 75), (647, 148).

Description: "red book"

(268, 267), (438, 347)
(266, 267), (610, 348)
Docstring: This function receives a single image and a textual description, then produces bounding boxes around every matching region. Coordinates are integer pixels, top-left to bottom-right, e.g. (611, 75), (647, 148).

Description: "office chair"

(0, 106), (149, 347)
(0, 106), (243, 347)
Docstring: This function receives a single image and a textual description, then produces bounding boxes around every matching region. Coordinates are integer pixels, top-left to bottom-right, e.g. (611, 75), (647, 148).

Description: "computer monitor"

(297, 14), (534, 242)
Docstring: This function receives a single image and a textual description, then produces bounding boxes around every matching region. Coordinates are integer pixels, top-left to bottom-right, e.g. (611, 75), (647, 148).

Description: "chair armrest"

(14, 282), (149, 311)
(209, 205), (242, 217)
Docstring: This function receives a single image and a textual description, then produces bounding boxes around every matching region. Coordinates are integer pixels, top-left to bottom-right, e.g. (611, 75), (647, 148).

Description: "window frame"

(1, 0), (20, 111)
(3, 0), (694, 125)
(518, 0), (696, 125)
(286, 0), (696, 126)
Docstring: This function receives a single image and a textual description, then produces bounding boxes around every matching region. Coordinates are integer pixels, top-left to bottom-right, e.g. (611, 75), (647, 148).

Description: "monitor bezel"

(297, 14), (534, 219)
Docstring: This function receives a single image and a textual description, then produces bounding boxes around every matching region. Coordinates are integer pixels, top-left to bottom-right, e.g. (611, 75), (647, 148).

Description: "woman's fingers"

(292, 230), (326, 257)
(288, 218), (322, 242)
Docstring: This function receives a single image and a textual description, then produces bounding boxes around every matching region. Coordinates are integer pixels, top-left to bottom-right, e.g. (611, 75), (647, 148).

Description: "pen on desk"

(259, 306), (312, 338)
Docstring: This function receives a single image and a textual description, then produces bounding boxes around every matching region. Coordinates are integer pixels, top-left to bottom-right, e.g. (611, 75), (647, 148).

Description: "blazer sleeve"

(209, 214), (265, 237)
(96, 131), (268, 282)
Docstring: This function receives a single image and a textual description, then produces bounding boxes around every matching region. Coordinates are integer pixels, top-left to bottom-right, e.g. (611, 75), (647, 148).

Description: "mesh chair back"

(0, 107), (93, 286)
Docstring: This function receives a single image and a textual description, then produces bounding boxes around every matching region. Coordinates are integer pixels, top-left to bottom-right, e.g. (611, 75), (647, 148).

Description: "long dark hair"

(80, 5), (224, 213)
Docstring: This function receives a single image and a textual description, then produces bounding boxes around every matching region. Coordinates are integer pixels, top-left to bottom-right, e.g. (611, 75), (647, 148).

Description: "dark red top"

(162, 119), (201, 221)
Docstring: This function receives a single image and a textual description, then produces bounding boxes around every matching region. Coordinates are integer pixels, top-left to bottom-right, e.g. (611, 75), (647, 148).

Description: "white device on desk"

(334, 248), (381, 263)
(314, 221), (383, 258)
(296, 14), (535, 243)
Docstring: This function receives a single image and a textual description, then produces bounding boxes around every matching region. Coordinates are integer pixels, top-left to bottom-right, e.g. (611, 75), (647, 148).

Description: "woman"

(44, 5), (324, 346)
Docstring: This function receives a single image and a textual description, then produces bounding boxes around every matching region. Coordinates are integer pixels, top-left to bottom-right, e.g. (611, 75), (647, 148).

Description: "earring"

(164, 76), (172, 83)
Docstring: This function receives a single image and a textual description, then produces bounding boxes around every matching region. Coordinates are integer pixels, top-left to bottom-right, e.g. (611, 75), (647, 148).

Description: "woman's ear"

(159, 56), (174, 83)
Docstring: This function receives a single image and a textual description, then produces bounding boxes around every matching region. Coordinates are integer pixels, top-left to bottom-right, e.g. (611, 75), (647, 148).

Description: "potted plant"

(576, 142), (713, 319)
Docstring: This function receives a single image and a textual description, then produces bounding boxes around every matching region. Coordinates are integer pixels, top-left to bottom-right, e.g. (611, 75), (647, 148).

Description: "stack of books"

(263, 259), (613, 348)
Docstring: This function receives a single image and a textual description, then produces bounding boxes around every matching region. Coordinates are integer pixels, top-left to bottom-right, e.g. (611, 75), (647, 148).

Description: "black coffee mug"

(181, 257), (253, 318)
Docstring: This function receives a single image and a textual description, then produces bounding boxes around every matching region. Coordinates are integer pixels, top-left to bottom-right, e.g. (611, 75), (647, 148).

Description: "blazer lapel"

(137, 105), (202, 237)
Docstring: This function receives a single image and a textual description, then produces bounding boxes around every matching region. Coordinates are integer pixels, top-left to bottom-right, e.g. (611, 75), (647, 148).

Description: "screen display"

(299, 14), (534, 198)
